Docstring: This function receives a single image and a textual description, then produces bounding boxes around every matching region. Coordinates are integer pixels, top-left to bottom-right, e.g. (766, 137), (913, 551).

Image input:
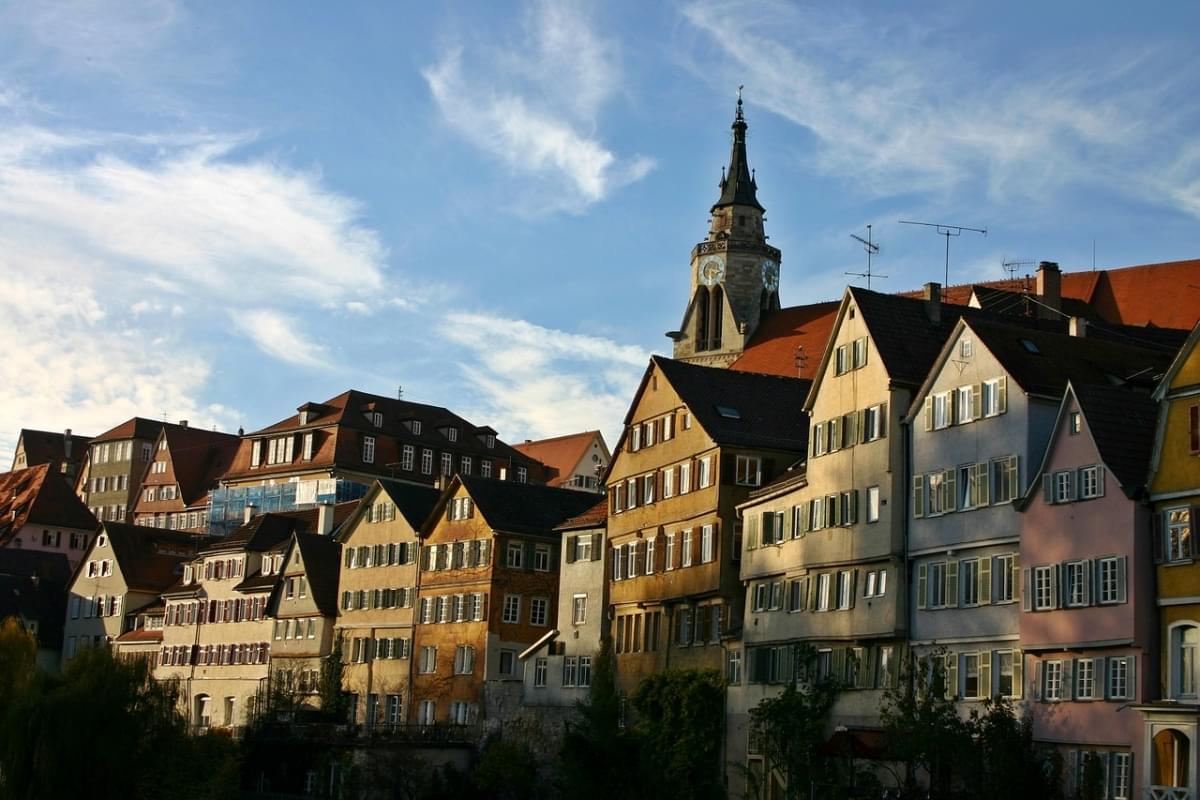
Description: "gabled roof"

(512, 431), (609, 487)
(89, 522), (203, 593)
(1073, 383), (1160, 495)
(555, 498), (608, 531)
(652, 356), (811, 452)
(374, 480), (441, 530)
(0, 549), (71, 586)
(729, 301), (840, 379)
(428, 476), (600, 538)
(1153, 321), (1200, 401)
(204, 500), (360, 555)
(13, 429), (92, 470)
(91, 417), (168, 444)
(0, 464), (96, 545)
(151, 426), (240, 507)
(291, 532), (341, 616)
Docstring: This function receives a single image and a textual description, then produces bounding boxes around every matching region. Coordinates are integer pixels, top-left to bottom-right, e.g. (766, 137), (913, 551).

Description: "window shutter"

(945, 469), (957, 512)
(979, 651), (992, 699)
(843, 412), (857, 448)
(1043, 474), (1054, 503)
(1021, 568), (1032, 611)
(849, 490), (859, 524)
(1063, 660), (1074, 700)
(924, 396), (934, 431)
(591, 533), (602, 560)
(972, 384), (983, 419)
(1066, 471), (1078, 501)
(848, 571), (857, 609)
(1128, 656), (1137, 700)
(1189, 404), (1200, 453)
(856, 409), (868, 444)
(913, 475), (925, 518)
(976, 463), (990, 506)
(1094, 657), (1106, 697)
(879, 402), (888, 438)
(946, 561), (959, 608)
(1096, 466), (1106, 497)
(566, 536), (577, 564)
(1117, 556), (1128, 603)
(1032, 659), (1043, 701)
(1189, 507), (1199, 558)
(1051, 563), (1063, 609)
(979, 557), (992, 604)
(747, 515), (760, 550)
(917, 563), (928, 609)
(800, 503), (811, 533)
(945, 654), (958, 700)
(997, 376), (1008, 413)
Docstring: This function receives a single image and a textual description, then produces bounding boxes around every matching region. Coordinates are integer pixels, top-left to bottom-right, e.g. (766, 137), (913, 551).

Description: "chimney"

(63, 429), (72, 459)
(179, 420), (188, 428)
(238, 426), (244, 437)
(243, 504), (256, 524)
(317, 502), (334, 536)
(1036, 261), (1061, 319)
(1069, 317), (1087, 338)
(923, 282), (942, 323)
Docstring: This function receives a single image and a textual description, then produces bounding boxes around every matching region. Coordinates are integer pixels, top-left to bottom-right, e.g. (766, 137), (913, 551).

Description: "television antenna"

(846, 225), (886, 289)
(899, 220), (987, 286)
(1002, 258), (1035, 280)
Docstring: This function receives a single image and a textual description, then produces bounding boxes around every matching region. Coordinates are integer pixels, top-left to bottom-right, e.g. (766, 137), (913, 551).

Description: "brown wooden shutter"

(566, 536), (577, 563)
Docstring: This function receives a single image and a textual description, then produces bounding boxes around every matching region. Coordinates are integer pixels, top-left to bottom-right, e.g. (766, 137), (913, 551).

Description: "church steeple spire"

(713, 88), (763, 212)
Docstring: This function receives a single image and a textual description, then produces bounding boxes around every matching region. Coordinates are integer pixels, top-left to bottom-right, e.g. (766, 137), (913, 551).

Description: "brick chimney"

(1036, 261), (1061, 319)
(924, 282), (942, 323)
(1069, 317), (1087, 338)
(317, 502), (334, 536)
(63, 429), (72, 459)
(179, 420), (188, 428)
(243, 503), (257, 524)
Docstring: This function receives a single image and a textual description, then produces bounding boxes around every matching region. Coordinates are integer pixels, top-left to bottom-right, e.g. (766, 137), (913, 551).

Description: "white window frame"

(501, 594), (520, 624)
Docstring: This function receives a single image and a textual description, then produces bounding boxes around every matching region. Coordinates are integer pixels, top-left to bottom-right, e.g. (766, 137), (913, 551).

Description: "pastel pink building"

(0, 463), (98, 570)
(1018, 381), (1160, 799)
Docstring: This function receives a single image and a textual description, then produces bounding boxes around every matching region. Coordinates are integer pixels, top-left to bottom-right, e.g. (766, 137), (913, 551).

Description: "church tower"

(669, 94), (781, 367)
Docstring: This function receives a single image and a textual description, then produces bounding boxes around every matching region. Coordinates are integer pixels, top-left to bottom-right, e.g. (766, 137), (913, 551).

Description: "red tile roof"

(556, 497), (608, 531)
(729, 301), (840, 378)
(91, 417), (168, 444)
(512, 431), (606, 487)
(0, 464), (97, 546)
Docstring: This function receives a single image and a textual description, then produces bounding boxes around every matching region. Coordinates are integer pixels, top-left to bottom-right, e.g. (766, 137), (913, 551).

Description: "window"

(836, 571), (854, 610)
(481, 460), (492, 478)
(928, 562), (947, 608)
(1079, 465), (1103, 499)
(701, 524), (715, 563)
(955, 386), (974, 424)
(1075, 658), (1095, 700)
(1034, 565), (1056, 610)
(835, 343), (850, 375)
(533, 544), (551, 571)
(1112, 752), (1132, 799)
(516, 466), (527, 483)
(864, 569), (887, 598)
(362, 436), (375, 464)
(1043, 660), (1063, 700)
(698, 457), (712, 489)
(991, 456), (1019, 504)
(643, 473), (655, 505)
(533, 658), (548, 687)
(578, 656), (593, 687)
(679, 462), (691, 494)
(962, 559), (980, 606)
(866, 486), (880, 523)
(453, 645), (475, 675)
(1108, 656), (1132, 699)
(995, 554), (1016, 603)
(665, 534), (676, 570)
(529, 597), (548, 626)
(1065, 561), (1087, 607)
(735, 456), (761, 486)
(507, 541), (523, 568)
(852, 336), (868, 368)
(572, 595), (587, 625)
(981, 377), (1006, 417)
(502, 595), (520, 624)
(1098, 557), (1123, 604)
(418, 646), (437, 674)
(418, 700), (436, 725)
(401, 445), (414, 471)
(421, 449), (433, 475)
(645, 537), (655, 575)
(682, 529), (693, 567)
(863, 404), (886, 442)
(1051, 470), (1075, 503)
(816, 573), (831, 612)
(997, 651), (1015, 697)
(563, 656), (578, 687)
(752, 583), (768, 612)
(661, 466), (675, 499)
(440, 453), (452, 476)
(963, 653), (980, 699)
(960, 339), (973, 357)
(1069, 411), (1082, 435)
(1166, 508), (1192, 562)
(932, 392), (951, 429)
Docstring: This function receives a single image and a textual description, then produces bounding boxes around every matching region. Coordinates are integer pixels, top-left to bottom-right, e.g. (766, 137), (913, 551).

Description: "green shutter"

(917, 563), (928, 609)
(946, 561), (959, 608)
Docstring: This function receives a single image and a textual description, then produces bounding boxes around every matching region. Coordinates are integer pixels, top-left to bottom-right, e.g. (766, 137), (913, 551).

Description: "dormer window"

(97, 535), (107, 548)
(445, 427), (458, 443)
(183, 565), (193, 584)
(368, 412), (383, 427)
(485, 434), (495, 449)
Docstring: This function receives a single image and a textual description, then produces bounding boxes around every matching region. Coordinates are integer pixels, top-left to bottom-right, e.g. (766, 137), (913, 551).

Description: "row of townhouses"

(1, 102), (1199, 800)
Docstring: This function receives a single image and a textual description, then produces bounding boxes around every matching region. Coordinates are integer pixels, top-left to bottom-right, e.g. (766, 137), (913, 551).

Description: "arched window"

(708, 286), (724, 349)
(695, 287), (711, 351)
(1153, 728), (1190, 788)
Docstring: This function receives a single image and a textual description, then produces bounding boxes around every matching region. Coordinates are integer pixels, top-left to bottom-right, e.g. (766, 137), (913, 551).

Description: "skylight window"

(1019, 339), (1040, 354)
(715, 405), (741, 419)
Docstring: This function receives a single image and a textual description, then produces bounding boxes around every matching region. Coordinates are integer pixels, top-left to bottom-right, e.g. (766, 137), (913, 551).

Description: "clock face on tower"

(700, 256), (726, 287)
(761, 259), (779, 291)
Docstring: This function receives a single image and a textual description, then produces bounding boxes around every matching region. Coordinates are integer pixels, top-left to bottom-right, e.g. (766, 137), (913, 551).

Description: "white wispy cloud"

(680, 1), (1199, 213)
(423, 0), (654, 213)
(439, 312), (648, 445)
(232, 309), (331, 369)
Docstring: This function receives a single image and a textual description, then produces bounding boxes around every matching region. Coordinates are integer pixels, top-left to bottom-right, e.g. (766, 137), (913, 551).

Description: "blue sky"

(1, 0), (1198, 464)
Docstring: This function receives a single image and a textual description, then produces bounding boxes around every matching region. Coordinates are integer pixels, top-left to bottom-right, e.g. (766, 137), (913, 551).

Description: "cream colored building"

(334, 480), (439, 729)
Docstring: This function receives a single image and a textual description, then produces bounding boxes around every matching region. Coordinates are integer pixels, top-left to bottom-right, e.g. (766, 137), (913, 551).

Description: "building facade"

(131, 425), (239, 534)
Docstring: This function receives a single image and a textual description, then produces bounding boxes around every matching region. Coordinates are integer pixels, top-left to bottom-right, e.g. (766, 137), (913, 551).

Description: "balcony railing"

(1149, 787), (1192, 800)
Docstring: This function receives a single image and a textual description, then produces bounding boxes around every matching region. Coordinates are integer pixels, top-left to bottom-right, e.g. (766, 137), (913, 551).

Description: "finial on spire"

(736, 85), (744, 120)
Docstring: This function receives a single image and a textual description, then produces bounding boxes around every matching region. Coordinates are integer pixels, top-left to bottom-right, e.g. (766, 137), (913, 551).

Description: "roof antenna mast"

(1002, 258), (1035, 280)
(899, 220), (987, 286)
(847, 224), (886, 290)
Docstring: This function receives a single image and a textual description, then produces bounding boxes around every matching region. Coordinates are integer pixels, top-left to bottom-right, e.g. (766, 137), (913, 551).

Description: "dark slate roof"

(0, 549), (71, 586)
(376, 480), (441, 530)
(208, 500), (359, 555)
(14, 429), (92, 469)
(1073, 383), (1160, 495)
(294, 532), (341, 616)
(748, 464), (808, 500)
(555, 497), (608, 531)
(653, 356), (811, 452)
(0, 572), (65, 650)
(91, 417), (168, 444)
(98, 523), (204, 592)
(457, 476), (601, 537)
(712, 98), (763, 212)
(969, 320), (1174, 398)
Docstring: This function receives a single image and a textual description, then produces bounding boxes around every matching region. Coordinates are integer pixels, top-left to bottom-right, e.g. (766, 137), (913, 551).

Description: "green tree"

(1074, 752), (1105, 800)
(879, 650), (972, 798)
(961, 697), (1059, 800)
(0, 618), (36, 713)
(631, 668), (726, 800)
(746, 646), (841, 800)
(319, 632), (348, 720)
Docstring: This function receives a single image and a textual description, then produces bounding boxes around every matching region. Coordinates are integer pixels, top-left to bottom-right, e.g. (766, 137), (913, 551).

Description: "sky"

(1, 0), (1198, 465)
